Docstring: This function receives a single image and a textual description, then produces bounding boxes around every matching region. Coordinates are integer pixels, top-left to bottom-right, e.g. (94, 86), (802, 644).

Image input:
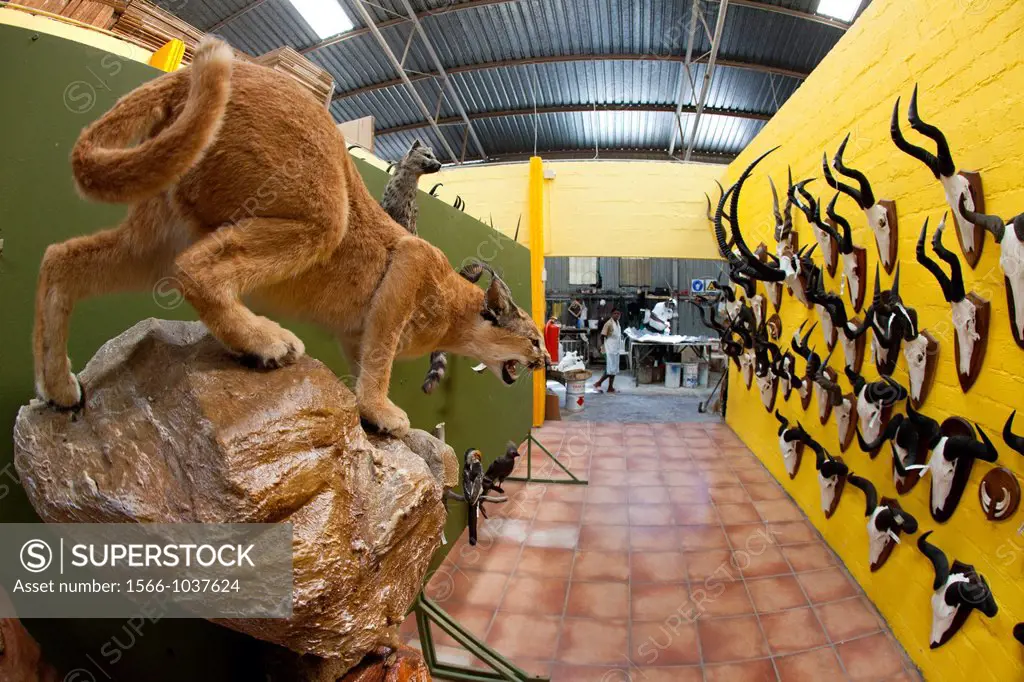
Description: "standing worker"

(645, 298), (677, 334)
(593, 309), (623, 394)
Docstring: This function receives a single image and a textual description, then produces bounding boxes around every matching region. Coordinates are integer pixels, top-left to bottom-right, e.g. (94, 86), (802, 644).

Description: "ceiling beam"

(299, 0), (518, 54)
(684, 0), (730, 161)
(331, 54), (808, 102)
(442, 148), (736, 165)
(375, 104), (769, 136)
(728, 0), (852, 30)
(206, 0), (273, 32)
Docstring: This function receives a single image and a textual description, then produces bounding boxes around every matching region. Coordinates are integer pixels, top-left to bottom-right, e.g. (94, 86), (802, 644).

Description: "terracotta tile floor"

(402, 421), (922, 682)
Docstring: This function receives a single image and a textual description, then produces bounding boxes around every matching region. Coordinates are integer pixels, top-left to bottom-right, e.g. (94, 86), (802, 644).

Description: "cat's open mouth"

(501, 360), (520, 384)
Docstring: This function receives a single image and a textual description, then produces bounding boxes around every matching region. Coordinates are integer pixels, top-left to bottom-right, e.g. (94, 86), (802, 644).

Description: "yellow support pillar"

(528, 156), (546, 428)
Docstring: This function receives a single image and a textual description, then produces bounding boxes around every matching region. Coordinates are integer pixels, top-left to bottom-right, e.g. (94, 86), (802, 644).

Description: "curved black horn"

(972, 424), (1000, 463)
(846, 474), (878, 516)
(770, 177), (783, 230)
(1004, 410), (1024, 456)
(891, 95), (941, 178)
(823, 149), (864, 208)
(705, 192), (714, 221)
(932, 216), (966, 301)
(833, 133), (876, 208)
(917, 531), (950, 590)
(775, 410), (789, 435)
(958, 192), (1005, 242)
(825, 193), (853, 252)
(908, 84), (956, 178)
(917, 217), (954, 301)
(429, 182), (443, 195)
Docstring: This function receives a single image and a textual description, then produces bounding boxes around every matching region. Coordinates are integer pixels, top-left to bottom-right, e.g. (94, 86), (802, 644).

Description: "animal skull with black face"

(847, 368), (907, 452)
(775, 411), (807, 478)
(847, 474), (918, 571)
(802, 434), (848, 518)
(917, 532), (998, 649)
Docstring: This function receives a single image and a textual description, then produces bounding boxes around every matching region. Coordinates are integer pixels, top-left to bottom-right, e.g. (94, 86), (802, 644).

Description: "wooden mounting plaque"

(820, 219), (840, 278)
(800, 379), (814, 411)
(979, 467), (1021, 521)
(1005, 275), (1024, 350)
(906, 330), (940, 409)
(788, 441), (804, 480)
(953, 293), (990, 393)
(837, 393), (858, 453)
(848, 246), (868, 312)
(818, 368), (838, 425)
(825, 459), (846, 519)
(955, 171), (986, 269)
(894, 433), (931, 495)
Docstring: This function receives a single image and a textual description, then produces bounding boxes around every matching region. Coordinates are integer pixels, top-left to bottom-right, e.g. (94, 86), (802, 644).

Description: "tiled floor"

(402, 421), (922, 682)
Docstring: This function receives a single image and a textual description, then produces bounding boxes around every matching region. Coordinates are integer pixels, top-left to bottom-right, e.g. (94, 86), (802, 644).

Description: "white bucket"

(565, 379), (586, 412)
(664, 361), (683, 388)
(682, 362), (700, 388)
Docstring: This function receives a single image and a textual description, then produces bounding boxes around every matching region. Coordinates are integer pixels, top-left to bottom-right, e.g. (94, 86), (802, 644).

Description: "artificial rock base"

(13, 319), (451, 672)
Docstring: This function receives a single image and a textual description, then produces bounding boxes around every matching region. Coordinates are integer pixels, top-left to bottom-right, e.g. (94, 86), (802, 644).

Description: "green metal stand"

(413, 594), (549, 681)
(506, 433), (588, 485)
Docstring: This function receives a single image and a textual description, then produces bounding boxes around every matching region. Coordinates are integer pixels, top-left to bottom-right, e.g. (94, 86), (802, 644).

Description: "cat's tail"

(70, 37), (233, 204)
(422, 351), (448, 394)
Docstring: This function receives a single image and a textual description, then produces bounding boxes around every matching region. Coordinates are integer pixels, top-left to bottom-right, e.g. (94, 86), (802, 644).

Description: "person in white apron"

(594, 309), (622, 393)
(644, 299), (677, 334)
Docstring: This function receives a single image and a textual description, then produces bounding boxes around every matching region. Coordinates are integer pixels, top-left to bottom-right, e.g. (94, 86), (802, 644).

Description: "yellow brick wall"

(420, 160), (725, 258)
(720, 1), (1024, 680)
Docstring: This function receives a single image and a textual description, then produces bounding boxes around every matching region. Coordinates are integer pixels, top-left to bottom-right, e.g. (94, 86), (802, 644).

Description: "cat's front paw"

(360, 399), (411, 437)
(37, 367), (85, 411)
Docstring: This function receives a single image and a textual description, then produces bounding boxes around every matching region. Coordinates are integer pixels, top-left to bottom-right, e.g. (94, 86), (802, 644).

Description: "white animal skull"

(819, 471), (839, 515)
(865, 202), (893, 268)
(857, 388), (883, 445)
(927, 438), (956, 515)
(757, 374), (775, 410)
(841, 251), (862, 307)
(835, 398), (854, 445)
(903, 334), (931, 403)
(779, 432), (800, 477)
(941, 174), (977, 253)
(951, 298), (980, 376)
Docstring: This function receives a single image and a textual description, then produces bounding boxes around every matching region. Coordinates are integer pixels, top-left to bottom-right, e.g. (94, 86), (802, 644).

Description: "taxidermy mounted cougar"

(32, 38), (547, 436)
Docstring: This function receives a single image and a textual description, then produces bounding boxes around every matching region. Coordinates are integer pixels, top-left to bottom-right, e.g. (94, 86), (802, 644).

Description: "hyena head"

(463, 268), (548, 385)
(403, 140), (442, 175)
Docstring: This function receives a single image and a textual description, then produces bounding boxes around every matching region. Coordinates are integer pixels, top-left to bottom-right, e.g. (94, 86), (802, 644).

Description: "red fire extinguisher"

(543, 318), (560, 364)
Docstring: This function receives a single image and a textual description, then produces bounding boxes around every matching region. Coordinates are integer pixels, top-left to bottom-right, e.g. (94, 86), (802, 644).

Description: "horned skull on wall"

(775, 411), (807, 479)
(917, 215), (990, 392)
(912, 413), (999, 523)
(959, 195), (1024, 348)
(846, 367), (907, 457)
(823, 193), (868, 312)
(791, 178), (838, 278)
(847, 265), (919, 376)
(892, 85), (987, 268)
(808, 272), (866, 374)
(834, 391), (859, 453)
(857, 405), (937, 495)
(815, 360), (842, 426)
(802, 433), (849, 518)
(824, 134), (899, 273)
(917, 531), (998, 649)
(691, 299), (745, 367)
(901, 329), (940, 409)
(847, 474), (918, 571)
(792, 321), (821, 410)
(753, 329), (779, 412)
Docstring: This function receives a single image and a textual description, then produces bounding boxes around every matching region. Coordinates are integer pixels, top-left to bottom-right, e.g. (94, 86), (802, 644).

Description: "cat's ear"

(485, 274), (514, 318)
(410, 140), (422, 150)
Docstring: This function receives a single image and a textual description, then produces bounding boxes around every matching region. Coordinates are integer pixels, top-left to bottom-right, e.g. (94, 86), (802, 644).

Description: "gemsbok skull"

(802, 433), (849, 518)
(892, 85), (987, 267)
(959, 195), (1024, 348)
(917, 531), (998, 649)
(775, 411), (807, 479)
(917, 215), (990, 392)
(846, 474), (918, 571)
(824, 134), (899, 274)
(846, 367), (907, 457)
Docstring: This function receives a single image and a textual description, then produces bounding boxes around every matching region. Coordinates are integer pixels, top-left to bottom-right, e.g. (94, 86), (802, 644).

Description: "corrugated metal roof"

(171, 0), (870, 163)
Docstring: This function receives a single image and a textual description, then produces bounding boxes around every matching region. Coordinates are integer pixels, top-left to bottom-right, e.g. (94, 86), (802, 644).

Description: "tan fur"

(33, 37), (545, 436)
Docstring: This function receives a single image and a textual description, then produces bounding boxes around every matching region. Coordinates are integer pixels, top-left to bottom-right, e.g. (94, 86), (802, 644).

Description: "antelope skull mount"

(902, 330), (940, 408)
(823, 193), (867, 312)
(857, 407), (934, 494)
(892, 85), (986, 267)
(959, 194), (1024, 349)
(847, 265), (919, 376)
(824, 134), (899, 274)
(846, 474), (918, 571)
(802, 434), (848, 518)
(917, 215), (990, 392)
(775, 411), (807, 479)
(846, 367), (907, 457)
(917, 531), (997, 649)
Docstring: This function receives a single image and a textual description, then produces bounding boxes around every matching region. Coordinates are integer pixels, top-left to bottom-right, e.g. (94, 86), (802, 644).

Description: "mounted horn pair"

(892, 85), (987, 267)
(806, 272), (866, 374)
(801, 432), (849, 518)
(857, 406), (935, 495)
(917, 215), (990, 392)
(790, 179), (838, 279)
(824, 134), (899, 273)
(847, 474), (918, 571)
(822, 193), (868, 312)
(753, 325), (779, 412)
(917, 532), (997, 648)
(792, 321), (822, 411)
(846, 367), (907, 457)
(775, 411), (807, 479)
(960, 195), (1024, 348)
(914, 412), (999, 522)
(847, 265), (919, 376)
(691, 300), (744, 363)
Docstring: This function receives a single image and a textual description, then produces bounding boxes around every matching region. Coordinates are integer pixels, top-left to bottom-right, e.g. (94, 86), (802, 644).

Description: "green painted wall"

(0, 24), (531, 679)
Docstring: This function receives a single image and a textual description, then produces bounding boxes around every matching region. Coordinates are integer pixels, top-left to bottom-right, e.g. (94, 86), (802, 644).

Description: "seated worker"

(593, 309), (623, 394)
